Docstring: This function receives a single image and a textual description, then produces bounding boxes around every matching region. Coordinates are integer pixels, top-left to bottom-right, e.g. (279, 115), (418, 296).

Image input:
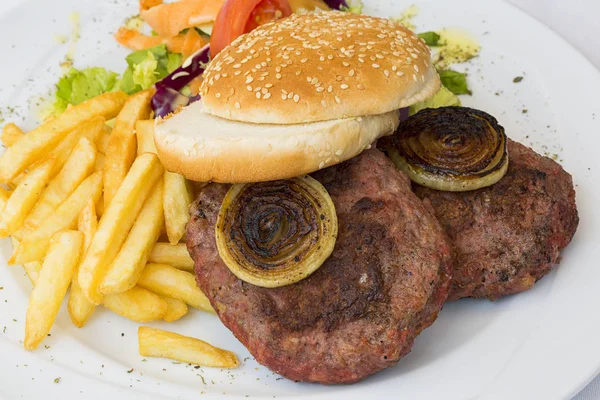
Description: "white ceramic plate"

(1, 0), (599, 399)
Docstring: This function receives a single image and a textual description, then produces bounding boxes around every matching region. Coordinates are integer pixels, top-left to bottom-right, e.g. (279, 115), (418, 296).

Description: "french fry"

(101, 179), (164, 294)
(102, 286), (168, 322)
(10, 172), (103, 264)
(78, 198), (98, 252)
(137, 263), (214, 313)
(47, 117), (104, 176)
(96, 124), (111, 154)
(20, 136), (97, 234)
(0, 187), (10, 213)
(94, 153), (105, 172)
(68, 199), (98, 328)
(149, 242), (194, 271)
(2, 123), (25, 147)
(23, 261), (42, 285)
(10, 237), (41, 285)
(162, 296), (188, 322)
(138, 326), (239, 368)
(78, 153), (163, 305)
(135, 120), (157, 155)
(0, 159), (55, 237)
(163, 172), (193, 244)
(24, 231), (83, 350)
(104, 89), (154, 209)
(0, 92), (127, 182)
(96, 194), (105, 217)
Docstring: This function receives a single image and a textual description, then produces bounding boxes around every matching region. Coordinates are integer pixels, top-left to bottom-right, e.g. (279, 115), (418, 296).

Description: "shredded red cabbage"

(322, 0), (349, 10)
(322, 0), (361, 12)
(151, 44), (211, 118)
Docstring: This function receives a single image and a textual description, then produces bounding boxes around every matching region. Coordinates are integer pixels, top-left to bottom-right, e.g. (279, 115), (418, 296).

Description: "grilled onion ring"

(388, 106), (508, 191)
(215, 176), (338, 288)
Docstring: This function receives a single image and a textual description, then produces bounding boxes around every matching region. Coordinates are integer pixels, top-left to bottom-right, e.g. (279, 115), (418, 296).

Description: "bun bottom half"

(155, 102), (400, 183)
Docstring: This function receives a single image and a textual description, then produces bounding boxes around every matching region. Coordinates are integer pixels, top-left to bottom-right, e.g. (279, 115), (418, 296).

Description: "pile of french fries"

(0, 90), (238, 369)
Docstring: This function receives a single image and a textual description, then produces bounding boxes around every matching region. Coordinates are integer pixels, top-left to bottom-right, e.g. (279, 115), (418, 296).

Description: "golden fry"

(103, 286), (168, 322)
(104, 89), (154, 209)
(47, 117), (104, 176)
(24, 231), (83, 350)
(0, 159), (55, 237)
(94, 153), (105, 172)
(101, 180), (164, 294)
(148, 242), (194, 271)
(0, 92), (126, 182)
(11, 172), (103, 264)
(67, 198), (98, 327)
(135, 120), (157, 155)
(21, 136), (97, 233)
(77, 153), (163, 305)
(1, 123), (25, 147)
(162, 296), (188, 322)
(96, 124), (111, 154)
(163, 172), (193, 244)
(138, 326), (239, 368)
(10, 237), (41, 285)
(137, 263), (214, 313)
(0, 186), (10, 213)
(78, 198), (98, 252)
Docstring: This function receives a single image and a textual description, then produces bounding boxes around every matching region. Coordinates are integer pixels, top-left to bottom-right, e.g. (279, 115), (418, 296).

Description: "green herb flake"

(513, 76), (524, 83)
(439, 70), (471, 95)
(522, 109), (528, 114)
(418, 31), (441, 46)
(54, 377), (61, 384)
(127, 368), (134, 374)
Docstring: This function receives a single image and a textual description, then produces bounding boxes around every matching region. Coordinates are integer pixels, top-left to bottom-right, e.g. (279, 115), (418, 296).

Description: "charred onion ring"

(388, 106), (508, 191)
(215, 176), (338, 288)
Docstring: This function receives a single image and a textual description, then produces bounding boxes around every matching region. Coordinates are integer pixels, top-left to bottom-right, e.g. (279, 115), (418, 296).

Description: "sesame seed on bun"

(200, 11), (440, 124)
(155, 11), (440, 183)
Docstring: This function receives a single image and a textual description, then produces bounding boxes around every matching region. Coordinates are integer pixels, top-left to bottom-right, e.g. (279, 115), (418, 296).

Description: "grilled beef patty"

(414, 140), (578, 301)
(187, 149), (452, 384)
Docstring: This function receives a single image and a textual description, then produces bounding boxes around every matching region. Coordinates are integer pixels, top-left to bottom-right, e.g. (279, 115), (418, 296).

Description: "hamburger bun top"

(155, 11), (440, 183)
(200, 11), (440, 124)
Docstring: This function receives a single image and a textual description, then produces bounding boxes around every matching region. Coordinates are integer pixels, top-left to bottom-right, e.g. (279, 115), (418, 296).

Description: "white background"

(0, 0), (598, 399)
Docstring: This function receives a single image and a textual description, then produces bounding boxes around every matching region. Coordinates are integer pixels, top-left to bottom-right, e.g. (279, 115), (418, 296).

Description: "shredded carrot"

(190, 76), (203, 96)
(188, 1), (224, 26)
(182, 28), (208, 59)
(115, 26), (208, 57)
(115, 27), (162, 51)
(141, 0), (223, 38)
(140, 0), (163, 12)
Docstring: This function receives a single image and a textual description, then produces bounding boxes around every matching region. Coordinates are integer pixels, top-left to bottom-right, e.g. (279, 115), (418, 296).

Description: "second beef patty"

(414, 139), (579, 301)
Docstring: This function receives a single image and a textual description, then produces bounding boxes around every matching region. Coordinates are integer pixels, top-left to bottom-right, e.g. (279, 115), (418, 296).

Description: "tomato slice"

(210, 0), (292, 57)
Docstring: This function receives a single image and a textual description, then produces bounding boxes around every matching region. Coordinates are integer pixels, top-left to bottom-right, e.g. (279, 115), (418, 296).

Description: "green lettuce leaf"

(438, 70), (471, 95)
(116, 44), (183, 94)
(410, 86), (461, 115)
(343, 0), (363, 14)
(418, 31), (441, 46)
(53, 67), (119, 114)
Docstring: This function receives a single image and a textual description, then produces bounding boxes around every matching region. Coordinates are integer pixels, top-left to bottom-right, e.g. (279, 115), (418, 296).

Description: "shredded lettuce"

(53, 67), (119, 114)
(418, 31), (441, 46)
(410, 86), (461, 115)
(117, 44), (183, 93)
(344, 0), (363, 14)
(438, 70), (471, 95)
(50, 44), (182, 116)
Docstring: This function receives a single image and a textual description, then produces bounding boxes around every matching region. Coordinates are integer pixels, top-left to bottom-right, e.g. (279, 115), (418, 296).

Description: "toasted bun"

(200, 11), (440, 124)
(155, 101), (400, 183)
